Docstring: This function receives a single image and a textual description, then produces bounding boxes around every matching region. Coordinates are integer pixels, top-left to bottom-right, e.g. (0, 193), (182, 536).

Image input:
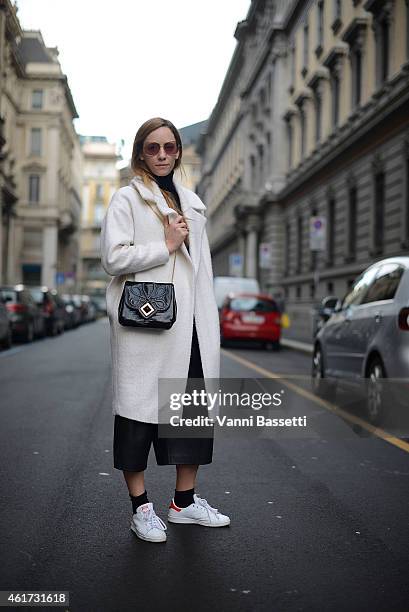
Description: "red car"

(220, 293), (281, 350)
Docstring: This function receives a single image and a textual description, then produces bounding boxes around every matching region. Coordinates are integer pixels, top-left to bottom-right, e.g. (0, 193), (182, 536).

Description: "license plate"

(241, 314), (265, 324)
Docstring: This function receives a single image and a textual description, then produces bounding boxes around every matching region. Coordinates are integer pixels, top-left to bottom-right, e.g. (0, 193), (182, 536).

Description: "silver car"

(312, 257), (409, 425)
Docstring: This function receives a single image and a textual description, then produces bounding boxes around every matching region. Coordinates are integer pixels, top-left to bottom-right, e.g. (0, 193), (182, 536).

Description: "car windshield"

(28, 288), (44, 304)
(229, 297), (278, 312)
(1, 289), (17, 301)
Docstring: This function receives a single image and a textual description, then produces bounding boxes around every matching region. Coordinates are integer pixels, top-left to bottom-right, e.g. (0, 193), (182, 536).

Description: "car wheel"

(25, 322), (34, 343)
(312, 345), (336, 400)
(366, 358), (385, 426)
(264, 341), (280, 351)
(1, 326), (12, 349)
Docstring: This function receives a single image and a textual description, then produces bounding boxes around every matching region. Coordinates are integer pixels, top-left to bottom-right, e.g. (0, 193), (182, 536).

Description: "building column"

(42, 224), (58, 288)
(245, 214), (261, 278)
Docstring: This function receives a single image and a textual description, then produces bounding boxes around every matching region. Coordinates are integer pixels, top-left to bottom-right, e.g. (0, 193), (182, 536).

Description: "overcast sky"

(16, 0), (251, 162)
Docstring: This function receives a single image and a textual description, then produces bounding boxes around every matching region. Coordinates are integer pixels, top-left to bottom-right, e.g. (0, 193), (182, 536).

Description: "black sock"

(130, 490), (149, 513)
(174, 487), (195, 508)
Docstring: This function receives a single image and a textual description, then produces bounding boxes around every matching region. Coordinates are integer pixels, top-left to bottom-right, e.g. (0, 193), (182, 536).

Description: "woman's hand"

(165, 214), (189, 254)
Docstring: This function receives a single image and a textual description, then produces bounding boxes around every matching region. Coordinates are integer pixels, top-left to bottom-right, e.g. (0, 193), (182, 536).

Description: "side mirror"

(319, 296), (340, 320)
(334, 299), (342, 313)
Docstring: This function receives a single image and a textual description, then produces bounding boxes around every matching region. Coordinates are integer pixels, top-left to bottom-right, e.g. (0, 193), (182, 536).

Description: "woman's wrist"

(166, 240), (175, 254)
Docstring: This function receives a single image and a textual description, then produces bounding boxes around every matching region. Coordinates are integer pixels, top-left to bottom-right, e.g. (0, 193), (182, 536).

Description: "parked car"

(0, 285), (45, 342)
(220, 293), (281, 350)
(61, 294), (81, 329)
(214, 276), (260, 310)
(90, 295), (107, 317)
(50, 290), (72, 331)
(80, 295), (97, 322)
(26, 286), (65, 336)
(0, 292), (12, 349)
(70, 294), (87, 324)
(312, 257), (409, 425)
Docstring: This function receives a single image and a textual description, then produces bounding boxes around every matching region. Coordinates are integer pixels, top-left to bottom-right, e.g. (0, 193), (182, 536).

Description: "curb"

(281, 338), (313, 355)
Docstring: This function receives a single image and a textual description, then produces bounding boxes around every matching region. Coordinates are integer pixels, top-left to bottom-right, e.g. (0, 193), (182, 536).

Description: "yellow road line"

(221, 348), (409, 454)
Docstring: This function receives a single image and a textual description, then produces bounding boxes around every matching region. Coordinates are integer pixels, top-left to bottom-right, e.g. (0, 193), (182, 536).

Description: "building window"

(315, 92), (322, 144)
(331, 72), (340, 128)
(364, 0), (392, 87)
(259, 87), (266, 110)
(266, 71), (272, 102)
(331, 0), (342, 33)
(374, 171), (385, 252)
(31, 90), (43, 109)
(296, 285), (301, 298)
(287, 121), (293, 168)
(348, 186), (357, 260)
(290, 43), (296, 92)
(300, 106), (306, 159)
(250, 155), (256, 189)
(352, 48), (362, 107)
(29, 175), (40, 203)
(327, 198), (335, 265)
(343, 20), (366, 109)
(380, 17), (389, 84)
(266, 132), (271, 173)
(302, 22), (309, 76)
(258, 144), (264, 183)
(317, 1), (324, 54)
(30, 128), (42, 156)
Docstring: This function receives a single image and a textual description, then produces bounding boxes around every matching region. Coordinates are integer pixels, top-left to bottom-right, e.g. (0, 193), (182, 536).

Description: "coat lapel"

(131, 175), (207, 276)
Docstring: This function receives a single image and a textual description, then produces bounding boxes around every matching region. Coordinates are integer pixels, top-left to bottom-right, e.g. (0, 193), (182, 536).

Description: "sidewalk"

(281, 331), (314, 354)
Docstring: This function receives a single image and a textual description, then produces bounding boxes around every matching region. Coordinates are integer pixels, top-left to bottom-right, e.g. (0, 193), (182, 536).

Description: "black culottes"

(113, 319), (214, 471)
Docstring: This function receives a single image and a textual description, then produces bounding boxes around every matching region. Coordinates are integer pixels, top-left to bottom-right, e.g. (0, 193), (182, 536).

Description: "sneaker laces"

(141, 506), (167, 532)
(195, 496), (219, 515)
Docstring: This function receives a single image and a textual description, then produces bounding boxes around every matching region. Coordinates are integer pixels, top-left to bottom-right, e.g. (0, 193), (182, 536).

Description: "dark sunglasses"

(143, 141), (179, 156)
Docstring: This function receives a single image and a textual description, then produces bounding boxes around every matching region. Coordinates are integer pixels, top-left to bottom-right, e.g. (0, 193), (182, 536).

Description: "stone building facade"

(0, 0), (23, 284)
(0, 12), (82, 290)
(14, 30), (81, 290)
(197, 0), (409, 339)
(79, 135), (119, 293)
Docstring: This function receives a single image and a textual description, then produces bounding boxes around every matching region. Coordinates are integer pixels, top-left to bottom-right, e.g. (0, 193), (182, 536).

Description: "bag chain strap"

(131, 184), (177, 283)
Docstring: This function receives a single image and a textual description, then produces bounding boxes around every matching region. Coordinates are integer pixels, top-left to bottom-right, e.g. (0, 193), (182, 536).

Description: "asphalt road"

(0, 319), (408, 612)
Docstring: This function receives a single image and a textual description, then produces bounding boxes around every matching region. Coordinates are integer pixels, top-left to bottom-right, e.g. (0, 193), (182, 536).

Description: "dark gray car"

(312, 257), (409, 425)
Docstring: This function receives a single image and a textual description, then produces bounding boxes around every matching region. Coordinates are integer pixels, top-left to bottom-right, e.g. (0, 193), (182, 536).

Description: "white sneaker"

(130, 502), (167, 542)
(167, 494), (230, 527)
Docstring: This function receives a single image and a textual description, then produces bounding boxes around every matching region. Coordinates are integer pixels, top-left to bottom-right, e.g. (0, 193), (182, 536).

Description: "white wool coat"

(100, 175), (220, 423)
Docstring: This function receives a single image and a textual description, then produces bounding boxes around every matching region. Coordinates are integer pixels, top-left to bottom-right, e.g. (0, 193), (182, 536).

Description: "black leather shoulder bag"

(118, 192), (177, 330)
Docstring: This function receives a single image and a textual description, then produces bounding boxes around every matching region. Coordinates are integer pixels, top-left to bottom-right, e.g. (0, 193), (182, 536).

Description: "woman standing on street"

(100, 117), (230, 543)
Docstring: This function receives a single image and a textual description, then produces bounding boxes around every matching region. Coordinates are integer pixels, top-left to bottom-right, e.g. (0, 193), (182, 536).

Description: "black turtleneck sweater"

(152, 169), (189, 252)
(152, 169), (181, 211)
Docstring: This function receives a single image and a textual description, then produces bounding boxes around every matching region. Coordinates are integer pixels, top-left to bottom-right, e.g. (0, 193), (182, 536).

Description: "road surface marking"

(221, 348), (409, 455)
